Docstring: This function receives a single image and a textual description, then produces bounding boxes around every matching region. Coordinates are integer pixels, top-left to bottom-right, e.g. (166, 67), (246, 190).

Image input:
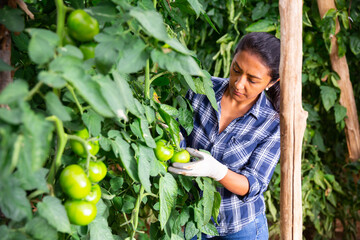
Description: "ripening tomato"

(78, 159), (107, 183)
(85, 184), (101, 204)
(65, 200), (97, 226)
(154, 139), (174, 161)
(59, 164), (91, 199)
(170, 149), (190, 163)
(70, 128), (99, 157)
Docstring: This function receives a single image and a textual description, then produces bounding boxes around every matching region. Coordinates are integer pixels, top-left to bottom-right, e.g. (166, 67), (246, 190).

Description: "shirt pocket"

(222, 137), (256, 173)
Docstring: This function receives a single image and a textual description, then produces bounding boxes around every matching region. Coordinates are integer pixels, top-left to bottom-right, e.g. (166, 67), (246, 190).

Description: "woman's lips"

(233, 89), (244, 96)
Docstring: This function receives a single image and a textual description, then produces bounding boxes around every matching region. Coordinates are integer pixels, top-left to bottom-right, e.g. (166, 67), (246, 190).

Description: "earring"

(265, 87), (269, 91)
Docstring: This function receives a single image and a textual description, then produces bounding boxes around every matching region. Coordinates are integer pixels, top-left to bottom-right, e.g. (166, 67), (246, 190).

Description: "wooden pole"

(317, 0), (360, 161)
(279, 0), (307, 239)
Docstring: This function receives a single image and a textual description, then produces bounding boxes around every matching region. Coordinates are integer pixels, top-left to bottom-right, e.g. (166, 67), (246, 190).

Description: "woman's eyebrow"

(233, 61), (262, 80)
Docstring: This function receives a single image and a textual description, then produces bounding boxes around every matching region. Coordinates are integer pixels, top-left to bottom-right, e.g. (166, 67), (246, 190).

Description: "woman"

(168, 32), (281, 239)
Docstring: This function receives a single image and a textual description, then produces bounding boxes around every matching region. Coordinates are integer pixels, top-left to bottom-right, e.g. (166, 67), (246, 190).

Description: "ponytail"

(267, 81), (280, 112)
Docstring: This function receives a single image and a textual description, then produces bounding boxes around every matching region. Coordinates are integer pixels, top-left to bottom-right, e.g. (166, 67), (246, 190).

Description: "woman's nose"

(235, 75), (246, 90)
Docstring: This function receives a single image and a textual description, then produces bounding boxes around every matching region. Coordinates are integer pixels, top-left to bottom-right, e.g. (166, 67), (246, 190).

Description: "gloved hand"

(168, 147), (228, 181)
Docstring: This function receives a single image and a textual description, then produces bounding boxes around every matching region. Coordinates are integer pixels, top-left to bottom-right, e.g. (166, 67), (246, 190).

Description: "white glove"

(168, 147), (228, 181)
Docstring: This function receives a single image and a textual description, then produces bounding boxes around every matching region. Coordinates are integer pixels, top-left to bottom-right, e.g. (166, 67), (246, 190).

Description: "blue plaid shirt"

(182, 77), (280, 236)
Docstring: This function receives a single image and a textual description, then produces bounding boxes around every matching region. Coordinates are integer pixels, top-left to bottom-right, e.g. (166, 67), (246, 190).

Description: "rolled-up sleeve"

(239, 129), (280, 203)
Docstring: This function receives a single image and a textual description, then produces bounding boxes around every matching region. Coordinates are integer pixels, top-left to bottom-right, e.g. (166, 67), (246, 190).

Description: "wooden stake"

(279, 0), (308, 239)
(317, 0), (360, 161)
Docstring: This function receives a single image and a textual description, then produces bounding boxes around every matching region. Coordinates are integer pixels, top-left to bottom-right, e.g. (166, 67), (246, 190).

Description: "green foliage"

(0, 0), (221, 239)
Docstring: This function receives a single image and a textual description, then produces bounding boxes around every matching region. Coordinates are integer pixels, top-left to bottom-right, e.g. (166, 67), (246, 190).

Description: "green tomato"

(85, 184), (101, 204)
(65, 200), (97, 226)
(79, 42), (97, 60)
(67, 9), (99, 42)
(154, 139), (174, 161)
(170, 149), (190, 163)
(59, 165), (91, 199)
(70, 128), (99, 157)
(79, 159), (107, 183)
(304, 32), (315, 45)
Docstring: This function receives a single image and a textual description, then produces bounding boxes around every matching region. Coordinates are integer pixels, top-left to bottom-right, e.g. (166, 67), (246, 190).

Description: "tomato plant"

(0, 0), (221, 239)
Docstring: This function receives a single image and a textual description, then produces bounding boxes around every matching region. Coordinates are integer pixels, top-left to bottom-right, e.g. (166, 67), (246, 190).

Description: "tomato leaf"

(89, 217), (114, 240)
(202, 71), (218, 111)
(137, 144), (153, 193)
(14, 168), (49, 192)
(245, 19), (277, 32)
(45, 92), (71, 122)
(97, 76), (127, 120)
(64, 67), (115, 118)
(334, 103), (347, 123)
(0, 107), (22, 125)
(113, 71), (142, 117)
(178, 107), (194, 136)
(27, 29), (59, 65)
(38, 71), (66, 88)
(203, 178), (214, 224)
(37, 196), (71, 233)
(178, 175), (193, 192)
(0, 175), (32, 221)
(0, 79), (28, 105)
(151, 49), (204, 77)
(0, 58), (14, 72)
(82, 109), (104, 138)
(320, 86), (337, 111)
(185, 221), (199, 240)
(159, 173), (178, 229)
(158, 108), (181, 148)
(0, 8), (24, 32)
(111, 135), (139, 182)
(117, 37), (148, 73)
(25, 216), (58, 240)
(200, 222), (219, 236)
(212, 192), (221, 225)
(140, 118), (156, 148)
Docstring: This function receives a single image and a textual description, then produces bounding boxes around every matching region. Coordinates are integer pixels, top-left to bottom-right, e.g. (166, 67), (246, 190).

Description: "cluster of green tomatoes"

(154, 139), (191, 169)
(60, 128), (107, 226)
(63, 9), (99, 59)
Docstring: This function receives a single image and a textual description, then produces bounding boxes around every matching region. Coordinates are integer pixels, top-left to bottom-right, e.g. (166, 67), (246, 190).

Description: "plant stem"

(153, 0), (157, 9)
(55, 0), (67, 46)
(25, 81), (43, 101)
(9, 134), (23, 176)
(131, 185), (145, 239)
(150, 71), (169, 83)
(66, 84), (83, 115)
(144, 59), (150, 100)
(46, 116), (68, 185)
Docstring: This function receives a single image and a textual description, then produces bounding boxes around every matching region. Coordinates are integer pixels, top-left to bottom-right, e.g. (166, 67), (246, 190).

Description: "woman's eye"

(233, 67), (241, 73)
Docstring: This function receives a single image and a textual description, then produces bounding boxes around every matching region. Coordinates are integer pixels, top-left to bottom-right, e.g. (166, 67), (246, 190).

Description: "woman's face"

(228, 50), (274, 105)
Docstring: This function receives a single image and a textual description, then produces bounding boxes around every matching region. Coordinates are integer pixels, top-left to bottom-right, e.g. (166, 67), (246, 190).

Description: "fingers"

(168, 166), (192, 175)
(186, 147), (205, 159)
(171, 161), (196, 170)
